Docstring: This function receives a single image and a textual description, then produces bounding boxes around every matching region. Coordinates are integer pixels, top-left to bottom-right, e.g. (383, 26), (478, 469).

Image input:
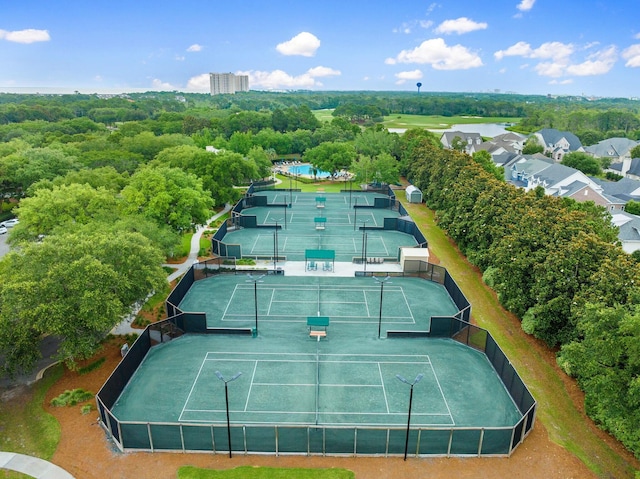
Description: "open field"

(312, 109), (521, 130)
(381, 114), (521, 130)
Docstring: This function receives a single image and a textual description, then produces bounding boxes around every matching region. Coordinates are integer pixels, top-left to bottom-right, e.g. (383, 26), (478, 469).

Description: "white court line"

(379, 362), (390, 414)
(267, 289), (276, 316)
(430, 360), (455, 426)
(179, 356), (210, 422)
(400, 288), (416, 324)
(244, 360), (258, 412)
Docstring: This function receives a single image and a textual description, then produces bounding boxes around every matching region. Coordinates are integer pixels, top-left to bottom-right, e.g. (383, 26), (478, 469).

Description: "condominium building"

(209, 73), (249, 95)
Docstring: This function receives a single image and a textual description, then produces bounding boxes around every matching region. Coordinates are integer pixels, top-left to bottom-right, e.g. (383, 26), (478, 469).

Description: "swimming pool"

(287, 163), (331, 178)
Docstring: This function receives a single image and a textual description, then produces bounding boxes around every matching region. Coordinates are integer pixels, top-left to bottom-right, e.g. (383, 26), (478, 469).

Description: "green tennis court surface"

(223, 191), (418, 261)
(179, 275), (455, 330)
(111, 275), (521, 430)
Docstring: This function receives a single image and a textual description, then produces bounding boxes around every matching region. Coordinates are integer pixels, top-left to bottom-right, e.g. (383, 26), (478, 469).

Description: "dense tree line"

(402, 134), (640, 458)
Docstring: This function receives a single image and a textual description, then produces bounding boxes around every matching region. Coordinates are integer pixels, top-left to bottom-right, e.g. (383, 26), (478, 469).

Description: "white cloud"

(238, 67), (340, 90)
(566, 46), (617, 76)
(386, 38), (482, 70)
(395, 70), (423, 84)
(306, 66), (341, 77)
(187, 44), (203, 52)
(276, 32), (320, 57)
(175, 55), (185, 61)
(635, 33), (640, 40)
(622, 44), (640, 67)
(434, 17), (488, 35)
(494, 41), (532, 60)
(549, 79), (573, 85)
(529, 41), (574, 61)
(151, 79), (177, 91)
(495, 40), (617, 78)
(0, 28), (50, 44)
(517, 0), (535, 11)
(186, 73), (211, 92)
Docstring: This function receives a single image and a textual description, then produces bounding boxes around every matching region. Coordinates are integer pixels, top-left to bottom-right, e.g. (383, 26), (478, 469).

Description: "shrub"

(50, 389), (93, 407)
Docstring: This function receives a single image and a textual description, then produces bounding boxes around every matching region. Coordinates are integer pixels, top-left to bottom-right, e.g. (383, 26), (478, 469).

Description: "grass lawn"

(396, 195), (639, 479)
(381, 114), (521, 130)
(273, 174), (350, 193)
(0, 364), (62, 460)
(178, 466), (354, 479)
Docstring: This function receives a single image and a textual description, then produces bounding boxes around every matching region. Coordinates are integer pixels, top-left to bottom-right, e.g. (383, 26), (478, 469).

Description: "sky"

(1, 0), (640, 98)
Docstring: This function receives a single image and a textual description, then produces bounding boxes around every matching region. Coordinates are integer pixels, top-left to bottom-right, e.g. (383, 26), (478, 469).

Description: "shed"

(405, 185), (422, 203)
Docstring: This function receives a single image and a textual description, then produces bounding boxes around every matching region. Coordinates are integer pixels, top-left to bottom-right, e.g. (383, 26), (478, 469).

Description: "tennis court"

(178, 275), (455, 331)
(222, 191), (419, 262)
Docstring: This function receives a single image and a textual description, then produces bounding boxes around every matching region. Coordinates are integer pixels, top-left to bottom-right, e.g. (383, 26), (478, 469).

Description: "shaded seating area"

(307, 316), (330, 340)
(305, 249), (335, 272)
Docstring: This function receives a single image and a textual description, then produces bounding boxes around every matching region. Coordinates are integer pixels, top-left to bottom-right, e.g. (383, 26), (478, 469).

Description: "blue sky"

(1, 0), (639, 97)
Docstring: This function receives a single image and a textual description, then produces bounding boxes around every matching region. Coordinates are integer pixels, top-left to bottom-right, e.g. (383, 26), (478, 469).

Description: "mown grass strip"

(178, 466), (354, 479)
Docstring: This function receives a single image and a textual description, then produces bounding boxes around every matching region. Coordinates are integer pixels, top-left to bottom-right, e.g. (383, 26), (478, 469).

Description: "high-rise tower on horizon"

(209, 73), (249, 95)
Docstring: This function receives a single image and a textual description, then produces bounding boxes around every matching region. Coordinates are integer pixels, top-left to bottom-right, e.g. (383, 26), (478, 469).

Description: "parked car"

(0, 225), (7, 235)
(0, 218), (19, 228)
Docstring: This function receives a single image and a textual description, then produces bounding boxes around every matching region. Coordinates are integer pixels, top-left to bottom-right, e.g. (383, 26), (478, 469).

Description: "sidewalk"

(111, 204), (232, 336)
(0, 451), (75, 479)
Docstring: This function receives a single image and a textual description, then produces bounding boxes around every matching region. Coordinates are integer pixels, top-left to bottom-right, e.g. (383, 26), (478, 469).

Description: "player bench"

(307, 316), (329, 340)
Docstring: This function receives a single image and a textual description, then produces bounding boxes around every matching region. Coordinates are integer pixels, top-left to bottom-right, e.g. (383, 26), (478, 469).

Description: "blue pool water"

(287, 163), (331, 178)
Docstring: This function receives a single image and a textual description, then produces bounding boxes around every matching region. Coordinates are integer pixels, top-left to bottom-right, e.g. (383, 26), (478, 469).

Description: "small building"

(406, 185), (422, 203)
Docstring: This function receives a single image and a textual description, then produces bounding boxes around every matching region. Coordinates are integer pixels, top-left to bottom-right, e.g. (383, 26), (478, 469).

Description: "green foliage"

(50, 388), (94, 407)
(303, 141), (357, 175)
(522, 136), (544, 155)
(561, 151), (602, 176)
(403, 133), (640, 456)
(120, 165), (213, 230)
(77, 357), (106, 375)
(631, 144), (640, 159)
(80, 404), (93, 415)
(625, 200), (640, 215)
(178, 466), (354, 479)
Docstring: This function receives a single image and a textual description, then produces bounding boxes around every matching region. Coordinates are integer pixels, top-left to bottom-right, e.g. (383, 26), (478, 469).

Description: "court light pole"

(272, 218), (283, 270)
(374, 276), (392, 339)
(396, 373), (424, 461)
(353, 198), (358, 230)
(246, 274), (265, 335)
(361, 219), (369, 270)
(215, 371), (242, 458)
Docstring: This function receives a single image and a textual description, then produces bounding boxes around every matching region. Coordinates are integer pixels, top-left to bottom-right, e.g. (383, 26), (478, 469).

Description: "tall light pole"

(353, 198), (358, 231)
(361, 219), (369, 271)
(374, 276), (391, 339)
(272, 219), (283, 270)
(215, 370), (242, 458)
(396, 373), (424, 461)
(289, 166), (294, 207)
(246, 274), (265, 335)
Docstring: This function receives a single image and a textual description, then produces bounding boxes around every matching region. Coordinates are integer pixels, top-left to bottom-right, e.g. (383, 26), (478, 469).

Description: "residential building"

(209, 73), (249, 95)
(606, 158), (640, 180)
(440, 131), (482, 154)
(611, 211), (640, 254)
(585, 137), (639, 161)
(532, 128), (584, 161)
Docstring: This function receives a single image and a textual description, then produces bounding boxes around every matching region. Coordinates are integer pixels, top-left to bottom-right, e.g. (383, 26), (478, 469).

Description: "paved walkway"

(0, 451), (75, 479)
(111, 204), (233, 335)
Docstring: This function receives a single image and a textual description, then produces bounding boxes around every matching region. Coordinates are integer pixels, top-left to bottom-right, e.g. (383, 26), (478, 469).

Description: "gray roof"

(598, 178), (640, 198)
(441, 131), (481, 143)
(610, 158), (640, 176)
(585, 138), (639, 158)
(534, 163), (581, 186)
(510, 157), (554, 176)
(536, 128), (583, 151)
(492, 132), (526, 143)
(612, 211), (640, 241)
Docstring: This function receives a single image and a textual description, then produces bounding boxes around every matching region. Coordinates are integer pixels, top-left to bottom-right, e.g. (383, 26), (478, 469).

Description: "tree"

(522, 136), (544, 155)
(120, 165), (213, 230)
(303, 142), (357, 176)
(472, 150), (503, 181)
(630, 144), (640, 159)
(0, 230), (166, 375)
(11, 183), (119, 242)
(450, 135), (466, 152)
(561, 151), (602, 176)
(353, 128), (397, 158)
(625, 200), (640, 215)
